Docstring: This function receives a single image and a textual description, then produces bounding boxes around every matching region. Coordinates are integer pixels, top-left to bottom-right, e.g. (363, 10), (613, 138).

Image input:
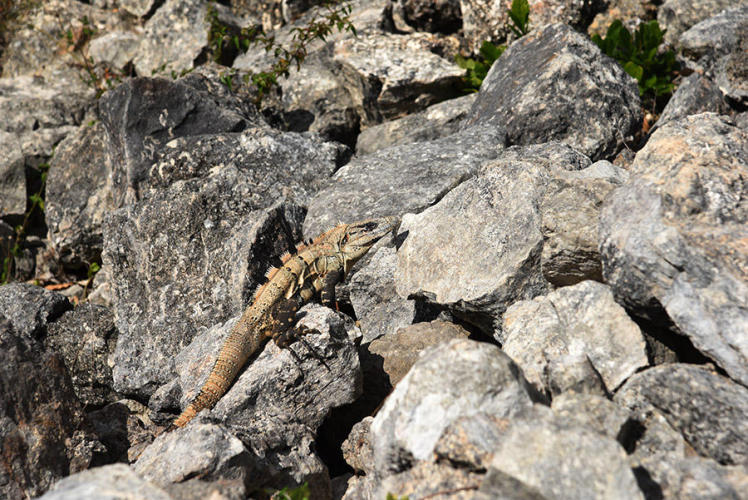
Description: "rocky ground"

(0, 0), (746, 499)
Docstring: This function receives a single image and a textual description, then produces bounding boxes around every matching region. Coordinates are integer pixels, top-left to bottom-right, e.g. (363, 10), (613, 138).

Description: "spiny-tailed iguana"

(169, 216), (398, 430)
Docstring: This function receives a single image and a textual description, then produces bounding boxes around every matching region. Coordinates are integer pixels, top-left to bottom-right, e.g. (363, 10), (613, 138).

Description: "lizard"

(168, 216), (399, 430)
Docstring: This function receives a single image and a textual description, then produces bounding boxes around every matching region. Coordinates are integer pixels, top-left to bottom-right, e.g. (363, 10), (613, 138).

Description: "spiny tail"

(169, 316), (267, 429)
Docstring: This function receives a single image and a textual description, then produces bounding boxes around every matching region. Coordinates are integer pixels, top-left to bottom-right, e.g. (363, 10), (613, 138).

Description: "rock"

(370, 338), (542, 475)
(487, 413), (644, 500)
(347, 244), (416, 343)
(678, 5), (748, 71)
(658, 0), (736, 45)
(342, 416), (375, 475)
(464, 23), (642, 161)
(599, 113), (748, 386)
(120, 0), (158, 17)
(395, 142), (590, 334)
(355, 94), (476, 156)
(45, 120), (114, 269)
(460, 0), (512, 53)
(0, 283), (72, 340)
(160, 305), (361, 496)
(333, 32), (464, 121)
(45, 303), (119, 407)
(550, 392), (633, 442)
(501, 281), (648, 397)
(527, 0), (607, 32)
(368, 320), (470, 388)
(133, 423), (255, 490)
(87, 399), (155, 464)
(655, 73), (732, 129)
(132, 0), (209, 77)
(38, 464), (172, 500)
(588, 0), (657, 36)
(0, 129), (25, 215)
(616, 363), (748, 465)
(540, 161), (627, 286)
(0, 309), (93, 499)
(88, 31), (142, 71)
(98, 75), (262, 206)
(105, 197), (305, 398)
(391, 0), (463, 34)
(303, 124), (505, 238)
(714, 44), (748, 105)
(375, 462), (483, 500)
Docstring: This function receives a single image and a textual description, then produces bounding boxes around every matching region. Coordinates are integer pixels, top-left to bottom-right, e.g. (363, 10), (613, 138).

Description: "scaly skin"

(169, 216), (398, 430)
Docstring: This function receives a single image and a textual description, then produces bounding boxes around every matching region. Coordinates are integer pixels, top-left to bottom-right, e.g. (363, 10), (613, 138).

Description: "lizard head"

(338, 216), (399, 265)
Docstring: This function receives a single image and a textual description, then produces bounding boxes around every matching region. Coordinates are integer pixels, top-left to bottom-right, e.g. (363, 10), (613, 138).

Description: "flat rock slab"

(464, 23), (642, 161)
(658, 0), (736, 45)
(600, 113), (748, 387)
(616, 363), (748, 466)
(502, 280), (648, 397)
(39, 464), (171, 500)
(303, 124), (505, 238)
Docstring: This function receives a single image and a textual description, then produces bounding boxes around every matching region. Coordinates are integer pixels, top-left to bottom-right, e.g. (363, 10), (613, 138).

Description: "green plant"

(455, 41), (505, 91)
(81, 262), (100, 300)
(508, 0), (530, 37)
(269, 482), (310, 500)
(592, 20), (679, 104)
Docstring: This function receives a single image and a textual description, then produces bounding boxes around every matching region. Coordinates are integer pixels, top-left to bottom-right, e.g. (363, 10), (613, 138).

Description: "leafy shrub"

(592, 20), (679, 100)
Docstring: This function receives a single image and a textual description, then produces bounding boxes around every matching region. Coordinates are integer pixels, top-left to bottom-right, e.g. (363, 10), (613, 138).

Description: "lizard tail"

(170, 319), (265, 429)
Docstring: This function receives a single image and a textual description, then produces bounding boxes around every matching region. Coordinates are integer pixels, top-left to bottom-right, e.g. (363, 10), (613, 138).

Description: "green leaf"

(508, 0), (530, 36)
(623, 61), (643, 81)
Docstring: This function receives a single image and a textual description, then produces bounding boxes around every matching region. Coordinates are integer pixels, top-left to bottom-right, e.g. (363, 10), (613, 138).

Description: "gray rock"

(45, 303), (119, 407)
(588, 0), (654, 36)
(105, 194), (305, 397)
(0, 283), (71, 340)
(460, 0), (512, 53)
(333, 32), (464, 122)
(714, 46), (748, 104)
(120, 0), (157, 17)
(87, 399), (156, 464)
(501, 281), (648, 397)
(464, 23), (642, 161)
(46, 120), (114, 269)
(678, 5), (748, 71)
(0, 311), (91, 499)
(303, 124), (505, 238)
(374, 462), (483, 500)
(342, 416), (375, 475)
(599, 113), (748, 386)
(616, 363), (748, 465)
(487, 413), (644, 500)
(39, 464), (172, 500)
(656, 73), (732, 129)
(478, 468), (549, 500)
(550, 392), (633, 441)
(370, 339), (542, 475)
(133, 423), (255, 488)
(355, 94), (477, 156)
(348, 244), (416, 343)
(98, 75), (262, 206)
(395, 142), (590, 334)
(133, 0), (209, 77)
(526, 0), (606, 32)
(0, 129), (25, 215)
(658, 0), (736, 45)
(89, 31), (142, 71)
(540, 162), (625, 286)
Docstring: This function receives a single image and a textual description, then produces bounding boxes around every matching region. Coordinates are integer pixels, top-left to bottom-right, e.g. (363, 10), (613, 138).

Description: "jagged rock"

(355, 93), (476, 155)
(368, 320), (469, 388)
(333, 32), (464, 122)
(464, 23), (642, 161)
(98, 75), (262, 206)
(527, 0), (607, 32)
(132, 0), (209, 77)
(714, 44), (748, 104)
(105, 196), (305, 398)
(460, 0), (512, 53)
(391, 0), (462, 34)
(658, 0), (736, 45)
(588, 0), (657, 36)
(487, 412), (644, 499)
(0, 308), (94, 499)
(303, 124), (505, 238)
(38, 464), (172, 500)
(501, 281), (648, 397)
(616, 364), (748, 466)
(342, 417), (375, 475)
(156, 305), (361, 497)
(550, 392), (633, 442)
(347, 244), (416, 343)
(120, 0), (158, 17)
(87, 399), (155, 464)
(395, 142), (591, 334)
(0, 129), (25, 215)
(600, 113), (748, 386)
(678, 5), (748, 71)
(655, 73), (732, 129)
(370, 339), (542, 476)
(375, 462), (483, 500)
(46, 120), (113, 269)
(88, 31), (142, 71)
(133, 423), (255, 492)
(0, 283), (72, 340)
(0, 0), (130, 78)
(540, 160), (628, 286)
(45, 303), (119, 407)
